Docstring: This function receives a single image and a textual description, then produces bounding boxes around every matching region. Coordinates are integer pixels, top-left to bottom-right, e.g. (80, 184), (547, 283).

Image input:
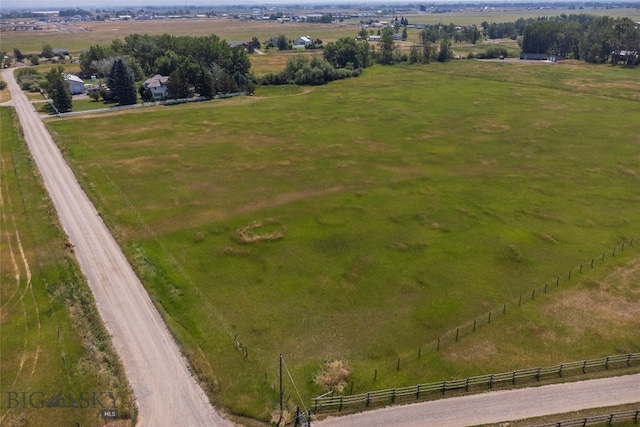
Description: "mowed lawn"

(47, 61), (640, 421)
(0, 108), (133, 425)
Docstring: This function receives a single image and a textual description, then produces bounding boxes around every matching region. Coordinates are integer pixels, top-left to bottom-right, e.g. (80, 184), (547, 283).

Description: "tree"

(402, 27), (408, 41)
(29, 55), (39, 65)
(251, 37), (261, 49)
(437, 36), (452, 62)
(108, 58), (137, 105)
(41, 43), (54, 58)
(13, 48), (24, 62)
(44, 67), (72, 113)
(167, 69), (191, 99)
(419, 30), (435, 63)
(378, 27), (395, 64)
(323, 37), (371, 69)
(277, 34), (290, 51)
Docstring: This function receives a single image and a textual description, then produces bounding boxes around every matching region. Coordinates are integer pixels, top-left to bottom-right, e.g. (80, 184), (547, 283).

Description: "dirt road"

(318, 373), (640, 427)
(3, 69), (231, 426)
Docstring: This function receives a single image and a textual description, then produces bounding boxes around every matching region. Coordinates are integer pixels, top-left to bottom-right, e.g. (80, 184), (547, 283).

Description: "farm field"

(0, 108), (133, 425)
(2, 7), (639, 54)
(46, 60), (640, 422)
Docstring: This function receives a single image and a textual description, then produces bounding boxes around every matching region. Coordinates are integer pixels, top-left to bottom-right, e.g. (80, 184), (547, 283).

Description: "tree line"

(521, 15), (639, 64)
(79, 33), (254, 101)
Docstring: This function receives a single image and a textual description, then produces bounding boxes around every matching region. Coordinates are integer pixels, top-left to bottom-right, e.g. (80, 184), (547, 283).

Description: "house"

(63, 74), (85, 94)
(143, 74), (169, 100)
(294, 36), (312, 47)
(53, 48), (69, 57)
(368, 35), (381, 42)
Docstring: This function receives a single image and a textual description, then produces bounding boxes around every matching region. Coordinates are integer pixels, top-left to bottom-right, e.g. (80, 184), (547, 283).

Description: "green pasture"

(0, 108), (133, 425)
(47, 61), (640, 421)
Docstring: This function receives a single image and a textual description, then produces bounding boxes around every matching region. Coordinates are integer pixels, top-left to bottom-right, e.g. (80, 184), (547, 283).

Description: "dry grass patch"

(233, 219), (286, 243)
(315, 360), (351, 392)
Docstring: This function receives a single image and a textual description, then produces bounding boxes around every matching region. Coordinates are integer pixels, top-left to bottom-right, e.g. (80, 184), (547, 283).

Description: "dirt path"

(318, 373), (640, 427)
(2, 68), (231, 426)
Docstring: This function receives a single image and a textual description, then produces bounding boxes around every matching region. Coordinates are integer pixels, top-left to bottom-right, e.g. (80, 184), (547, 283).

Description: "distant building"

(143, 74), (169, 100)
(294, 36), (312, 46)
(63, 74), (84, 94)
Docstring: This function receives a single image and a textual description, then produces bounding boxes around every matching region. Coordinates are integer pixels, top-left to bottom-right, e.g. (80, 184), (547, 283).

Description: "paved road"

(318, 373), (640, 427)
(3, 68), (231, 426)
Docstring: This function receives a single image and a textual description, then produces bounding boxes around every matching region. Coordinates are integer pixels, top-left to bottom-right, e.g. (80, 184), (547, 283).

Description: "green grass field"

(0, 108), (134, 425)
(46, 60), (639, 422)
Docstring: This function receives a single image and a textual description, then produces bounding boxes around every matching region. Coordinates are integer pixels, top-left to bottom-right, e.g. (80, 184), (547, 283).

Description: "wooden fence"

(527, 409), (640, 427)
(312, 353), (639, 413)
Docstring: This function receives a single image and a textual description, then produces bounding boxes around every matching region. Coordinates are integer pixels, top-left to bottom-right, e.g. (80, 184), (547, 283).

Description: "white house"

(294, 36), (312, 47)
(143, 74), (170, 100)
(63, 74), (85, 94)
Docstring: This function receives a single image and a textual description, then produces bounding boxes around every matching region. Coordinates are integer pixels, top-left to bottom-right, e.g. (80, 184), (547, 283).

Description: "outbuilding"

(63, 74), (85, 94)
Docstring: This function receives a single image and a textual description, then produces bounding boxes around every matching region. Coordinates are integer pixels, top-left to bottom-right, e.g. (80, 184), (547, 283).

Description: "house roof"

(63, 73), (84, 84)
(144, 74), (170, 89)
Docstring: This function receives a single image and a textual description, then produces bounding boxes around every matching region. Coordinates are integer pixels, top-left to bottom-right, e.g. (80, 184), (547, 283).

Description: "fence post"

(488, 311), (491, 324)
(622, 242), (625, 251)
(568, 270), (571, 280)
(456, 328), (459, 342)
(437, 338), (440, 351)
(559, 364), (563, 378)
(519, 296), (522, 306)
(418, 347), (421, 360)
(580, 264), (583, 273)
(473, 319), (476, 332)
(512, 371), (516, 385)
(366, 393), (370, 407)
(582, 360), (587, 374)
(503, 304), (506, 315)
(397, 358), (400, 371)
(441, 381), (446, 395)
(339, 396), (343, 412)
(465, 377), (470, 392)
(556, 276), (559, 286)
(544, 282), (548, 294)
(532, 289), (536, 300)
(314, 398), (318, 413)
(605, 356), (610, 369)
(374, 369), (377, 382)
(591, 258), (594, 268)
(391, 389), (396, 403)
(613, 247), (616, 257)
(416, 384), (420, 399)
(536, 367), (541, 381)
(489, 374), (494, 389)
(627, 353), (632, 367)
(295, 407), (300, 427)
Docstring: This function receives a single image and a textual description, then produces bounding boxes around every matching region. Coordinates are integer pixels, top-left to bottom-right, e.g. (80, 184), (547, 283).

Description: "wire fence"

(425, 238), (636, 355)
(527, 409), (640, 427)
(312, 353), (640, 413)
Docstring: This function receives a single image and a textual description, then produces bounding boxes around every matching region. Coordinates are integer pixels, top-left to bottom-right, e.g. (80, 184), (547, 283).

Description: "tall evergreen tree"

(108, 58), (137, 105)
(44, 67), (72, 113)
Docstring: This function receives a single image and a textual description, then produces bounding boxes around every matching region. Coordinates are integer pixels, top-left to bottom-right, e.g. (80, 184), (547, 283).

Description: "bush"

(0, 81), (7, 90)
(16, 68), (43, 91)
(486, 47), (509, 59)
